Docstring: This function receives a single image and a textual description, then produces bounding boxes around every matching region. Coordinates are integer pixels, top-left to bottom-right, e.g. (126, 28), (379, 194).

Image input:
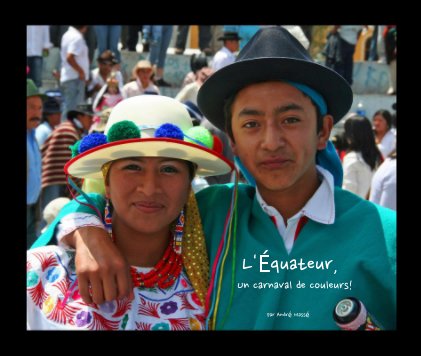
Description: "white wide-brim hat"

(65, 95), (234, 179)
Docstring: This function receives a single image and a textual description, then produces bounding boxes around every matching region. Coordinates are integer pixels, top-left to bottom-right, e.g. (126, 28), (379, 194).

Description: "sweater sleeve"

(30, 193), (106, 249)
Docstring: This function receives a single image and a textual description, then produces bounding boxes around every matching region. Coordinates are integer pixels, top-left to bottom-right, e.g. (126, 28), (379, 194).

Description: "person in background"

(40, 104), (94, 212)
(324, 25), (363, 85)
(94, 26), (122, 63)
(92, 72), (124, 113)
(27, 79), (46, 248)
(369, 149), (396, 211)
(211, 31), (241, 71)
(175, 66), (213, 105)
(59, 26), (89, 120)
(143, 25), (173, 87)
(35, 96), (62, 147)
(342, 115), (383, 198)
(87, 50), (124, 103)
(40, 197), (70, 234)
(122, 60), (160, 98)
(372, 109), (396, 159)
(181, 52), (209, 89)
(223, 25), (260, 50)
(384, 26), (396, 95)
(27, 25), (52, 88)
(174, 26), (212, 55)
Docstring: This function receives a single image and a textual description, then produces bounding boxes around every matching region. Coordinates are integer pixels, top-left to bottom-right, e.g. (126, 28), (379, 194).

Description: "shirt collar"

(255, 165), (336, 225)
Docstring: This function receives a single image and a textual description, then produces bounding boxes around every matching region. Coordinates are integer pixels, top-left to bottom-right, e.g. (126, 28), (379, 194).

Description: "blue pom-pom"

(154, 123), (184, 140)
(78, 133), (108, 154)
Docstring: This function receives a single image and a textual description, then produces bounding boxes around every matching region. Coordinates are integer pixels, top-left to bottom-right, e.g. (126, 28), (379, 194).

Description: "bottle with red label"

(333, 297), (382, 330)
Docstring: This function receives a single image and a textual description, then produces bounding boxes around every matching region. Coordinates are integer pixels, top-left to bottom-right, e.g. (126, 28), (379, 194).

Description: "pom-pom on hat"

(65, 95), (234, 179)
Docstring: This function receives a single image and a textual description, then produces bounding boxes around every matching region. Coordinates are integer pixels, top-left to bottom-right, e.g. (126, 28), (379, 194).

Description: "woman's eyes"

(160, 165), (179, 174)
(124, 164), (141, 171)
(122, 164), (179, 173)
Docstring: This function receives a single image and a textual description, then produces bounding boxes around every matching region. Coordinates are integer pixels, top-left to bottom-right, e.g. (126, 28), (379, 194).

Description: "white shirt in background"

(338, 25), (363, 45)
(212, 47), (236, 71)
(369, 157), (396, 211)
(378, 130), (396, 159)
(342, 151), (374, 198)
(27, 25), (51, 56)
(60, 26), (89, 83)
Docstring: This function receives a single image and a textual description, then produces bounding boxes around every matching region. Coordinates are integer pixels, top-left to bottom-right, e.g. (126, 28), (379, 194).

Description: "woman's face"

(106, 157), (191, 236)
(373, 114), (389, 135)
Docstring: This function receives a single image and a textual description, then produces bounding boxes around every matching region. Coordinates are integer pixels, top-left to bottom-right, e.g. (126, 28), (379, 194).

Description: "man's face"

(27, 96), (43, 130)
(230, 81), (331, 195)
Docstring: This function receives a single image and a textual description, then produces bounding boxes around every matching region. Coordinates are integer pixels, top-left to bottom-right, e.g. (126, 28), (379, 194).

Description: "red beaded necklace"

(130, 240), (183, 289)
(111, 232), (183, 289)
(106, 202), (185, 289)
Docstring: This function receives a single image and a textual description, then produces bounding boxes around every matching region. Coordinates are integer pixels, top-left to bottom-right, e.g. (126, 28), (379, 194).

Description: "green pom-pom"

(69, 140), (81, 158)
(107, 120), (141, 142)
(184, 126), (213, 149)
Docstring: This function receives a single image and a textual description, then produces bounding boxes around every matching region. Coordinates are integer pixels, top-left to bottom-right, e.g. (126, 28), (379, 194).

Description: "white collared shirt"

(255, 165), (336, 254)
(211, 46), (236, 71)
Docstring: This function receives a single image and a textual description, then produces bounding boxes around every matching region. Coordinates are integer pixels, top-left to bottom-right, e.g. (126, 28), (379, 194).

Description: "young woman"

(372, 109), (396, 159)
(27, 95), (233, 330)
(342, 114), (383, 198)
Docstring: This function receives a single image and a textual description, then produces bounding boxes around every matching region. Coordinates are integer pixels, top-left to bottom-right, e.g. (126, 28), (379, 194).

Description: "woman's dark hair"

(186, 161), (197, 181)
(373, 109), (392, 130)
(223, 90), (324, 143)
(344, 115), (383, 170)
(190, 52), (208, 73)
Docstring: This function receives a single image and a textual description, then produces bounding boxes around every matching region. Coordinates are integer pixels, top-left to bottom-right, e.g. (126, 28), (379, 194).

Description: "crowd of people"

(27, 25), (396, 331)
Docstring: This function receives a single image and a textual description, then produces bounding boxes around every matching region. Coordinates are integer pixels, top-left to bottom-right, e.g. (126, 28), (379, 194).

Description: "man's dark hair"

(223, 89), (324, 143)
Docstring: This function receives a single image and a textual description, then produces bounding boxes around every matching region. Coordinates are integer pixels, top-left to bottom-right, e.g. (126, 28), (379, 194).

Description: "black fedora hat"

(67, 103), (94, 120)
(43, 96), (61, 114)
(217, 31), (242, 41)
(198, 26), (353, 131)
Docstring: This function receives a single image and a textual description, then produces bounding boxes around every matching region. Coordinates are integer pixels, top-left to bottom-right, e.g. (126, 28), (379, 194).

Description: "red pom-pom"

(212, 134), (223, 155)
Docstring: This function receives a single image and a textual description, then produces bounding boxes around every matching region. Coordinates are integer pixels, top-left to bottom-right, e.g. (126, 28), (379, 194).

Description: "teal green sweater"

(33, 186), (396, 330)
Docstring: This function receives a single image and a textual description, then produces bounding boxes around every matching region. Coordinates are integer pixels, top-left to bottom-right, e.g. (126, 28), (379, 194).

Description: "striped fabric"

(41, 121), (81, 189)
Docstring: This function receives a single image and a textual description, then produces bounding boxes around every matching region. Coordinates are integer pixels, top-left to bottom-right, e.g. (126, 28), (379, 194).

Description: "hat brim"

(65, 137), (234, 179)
(198, 57), (353, 131)
(67, 110), (94, 119)
(28, 93), (48, 101)
(218, 36), (242, 41)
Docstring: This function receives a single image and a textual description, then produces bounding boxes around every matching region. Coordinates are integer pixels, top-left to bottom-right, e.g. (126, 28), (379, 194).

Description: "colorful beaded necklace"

(106, 200), (185, 289)
(129, 240), (183, 289)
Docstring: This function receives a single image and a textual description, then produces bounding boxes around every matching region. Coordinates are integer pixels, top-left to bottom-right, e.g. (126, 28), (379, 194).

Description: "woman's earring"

(104, 196), (113, 235)
(173, 209), (184, 255)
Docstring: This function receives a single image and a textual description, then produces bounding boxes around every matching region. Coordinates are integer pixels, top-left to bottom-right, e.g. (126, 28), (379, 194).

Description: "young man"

(33, 27), (396, 330)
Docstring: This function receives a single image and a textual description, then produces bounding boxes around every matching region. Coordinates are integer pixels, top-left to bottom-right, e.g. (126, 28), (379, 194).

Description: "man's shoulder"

(335, 187), (396, 224)
(196, 183), (255, 207)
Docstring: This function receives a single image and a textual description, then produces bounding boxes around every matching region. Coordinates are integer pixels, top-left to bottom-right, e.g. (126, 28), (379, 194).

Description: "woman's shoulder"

(27, 246), (74, 285)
